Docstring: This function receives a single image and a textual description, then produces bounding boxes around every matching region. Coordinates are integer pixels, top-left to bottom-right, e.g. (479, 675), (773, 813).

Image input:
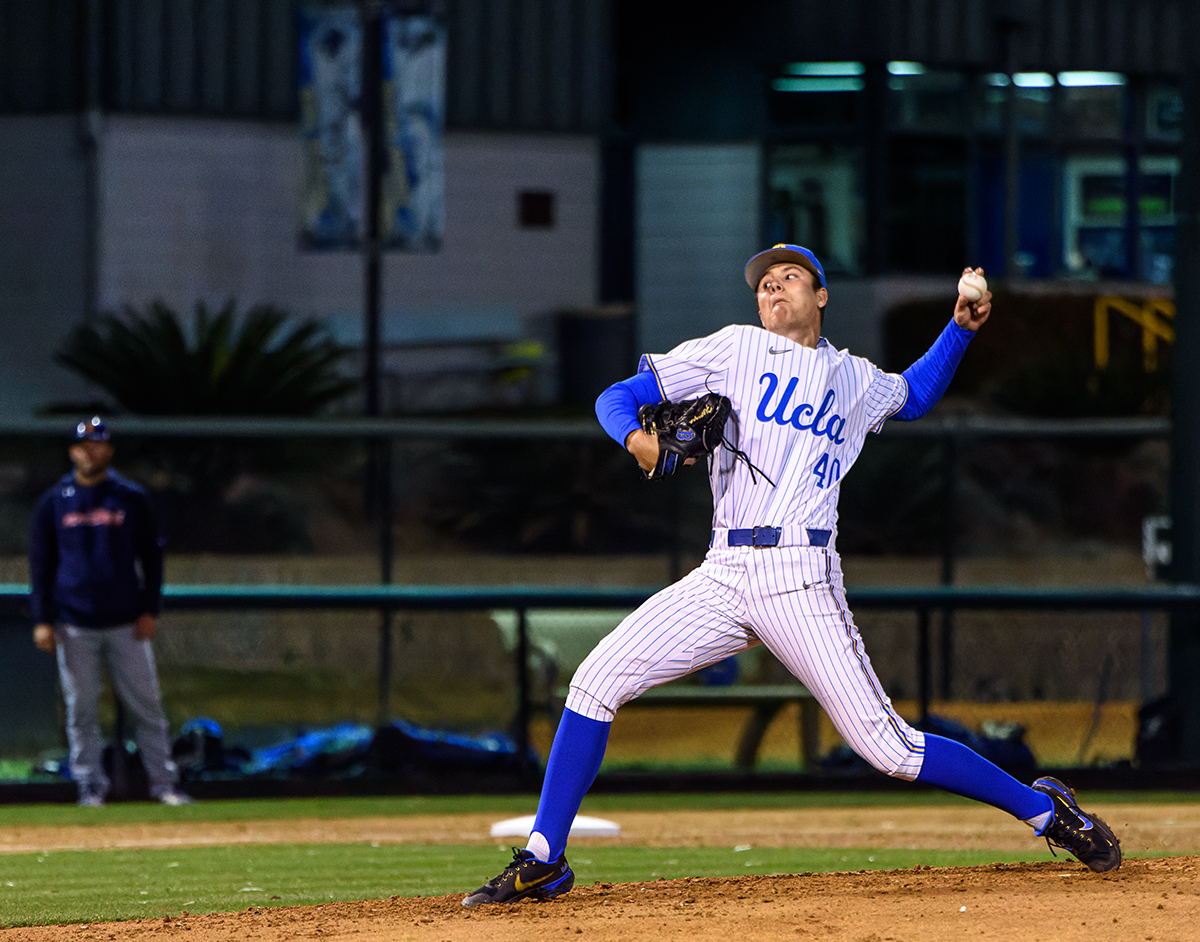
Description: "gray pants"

(55, 623), (178, 799)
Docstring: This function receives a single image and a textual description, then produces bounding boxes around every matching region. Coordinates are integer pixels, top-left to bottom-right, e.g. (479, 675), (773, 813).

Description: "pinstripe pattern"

(640, 325), (907, 543)
(566, 323), (927, 779)
(566, 545), (925, 778)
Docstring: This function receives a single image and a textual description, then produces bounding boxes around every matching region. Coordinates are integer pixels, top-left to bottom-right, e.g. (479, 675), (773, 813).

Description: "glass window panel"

(1015, 86), (1051, 135)
(768, 88), (861, 127)
(975, 76), (1006, 134)
(1141, 227), (1175, 284)
(973, 76), (1049, 136)
(1145, 85), (1182, 142)
(887, 138), (967, 273)
(1139, 174), (1173, 220)
(1061, 155), (1178, 282)
(768, 63), (862, 127)
(1060, 85), (1123, 139)
(888, 68), (966, 133)
(1081, 174), (1124, 219)
(766, 144), (864, 277)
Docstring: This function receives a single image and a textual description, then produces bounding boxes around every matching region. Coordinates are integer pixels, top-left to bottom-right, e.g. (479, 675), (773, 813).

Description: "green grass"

(0, 842), (1068, 928)
(0, 787), (1195, 829)
(0, 791), (1195, 928)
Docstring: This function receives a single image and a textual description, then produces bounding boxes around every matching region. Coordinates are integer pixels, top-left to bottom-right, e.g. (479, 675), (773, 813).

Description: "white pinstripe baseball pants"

(566, 545), (926, 780)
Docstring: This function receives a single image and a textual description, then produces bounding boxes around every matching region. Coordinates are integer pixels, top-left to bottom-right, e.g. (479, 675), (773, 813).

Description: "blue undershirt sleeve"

(595, 370), (666, 446)
(892, 319), (976, 421)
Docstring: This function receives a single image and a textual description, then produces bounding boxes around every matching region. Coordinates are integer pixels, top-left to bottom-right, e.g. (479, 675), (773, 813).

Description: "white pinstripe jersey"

(640, 324), (908, 539)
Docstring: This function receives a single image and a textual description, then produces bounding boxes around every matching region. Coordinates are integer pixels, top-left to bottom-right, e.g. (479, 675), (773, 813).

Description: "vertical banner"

(298, 5), (364, 249)
(380, 13), (446, 252)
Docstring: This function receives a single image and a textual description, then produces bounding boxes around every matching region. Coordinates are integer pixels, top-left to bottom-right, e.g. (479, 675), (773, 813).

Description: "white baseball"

(957, 270), (987, 302)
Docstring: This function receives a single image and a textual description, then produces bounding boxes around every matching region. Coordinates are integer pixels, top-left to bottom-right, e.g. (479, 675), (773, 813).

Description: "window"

(1146, 85), (1183, 142)
(888, 138), (968, 273)
(518, 190), (555, 228)
(1060, 87), (1123, 140)
(769, 62), (863, 128)
(887, 63), (967, 133)
(1063, 156), (1178, 282)
(975, 73), (1053, 136)
(766, 144), (865, 277)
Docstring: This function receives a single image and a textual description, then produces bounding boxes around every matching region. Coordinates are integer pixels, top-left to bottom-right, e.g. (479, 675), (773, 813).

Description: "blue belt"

(714, 527), (832, 548)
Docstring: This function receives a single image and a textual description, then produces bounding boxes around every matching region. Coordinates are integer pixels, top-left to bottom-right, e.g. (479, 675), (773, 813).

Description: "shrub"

(55, 300), (356, 415)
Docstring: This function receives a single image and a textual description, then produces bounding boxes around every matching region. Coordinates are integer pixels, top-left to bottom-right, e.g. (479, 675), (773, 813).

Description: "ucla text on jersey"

(756, 374), (847, 443)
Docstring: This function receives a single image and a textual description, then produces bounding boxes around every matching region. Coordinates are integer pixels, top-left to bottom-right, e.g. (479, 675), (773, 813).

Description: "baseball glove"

(637, 393), (732, 479)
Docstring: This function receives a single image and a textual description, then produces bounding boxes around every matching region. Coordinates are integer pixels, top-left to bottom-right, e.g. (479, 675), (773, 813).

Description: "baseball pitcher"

(462, 244), (1120, 907)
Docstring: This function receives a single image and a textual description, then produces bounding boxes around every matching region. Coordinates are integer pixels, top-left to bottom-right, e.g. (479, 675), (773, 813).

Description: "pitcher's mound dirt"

(1, 807), (1198, 941)
(1, 857), (1197, 942)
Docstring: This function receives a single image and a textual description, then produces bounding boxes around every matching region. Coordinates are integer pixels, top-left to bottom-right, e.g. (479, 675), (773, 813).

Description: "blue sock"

(916, 734), (1052, 821)
(530, 708), (611, 861)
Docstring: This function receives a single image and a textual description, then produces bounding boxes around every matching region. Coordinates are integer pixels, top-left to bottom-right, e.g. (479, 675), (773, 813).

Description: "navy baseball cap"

(744, 244), (826, 290)
(72, 416), (110, 442)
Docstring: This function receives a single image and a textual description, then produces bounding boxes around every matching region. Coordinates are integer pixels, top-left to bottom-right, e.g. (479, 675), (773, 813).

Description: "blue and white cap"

(744, 243), (826, 290)
(72, 416), (110, 442)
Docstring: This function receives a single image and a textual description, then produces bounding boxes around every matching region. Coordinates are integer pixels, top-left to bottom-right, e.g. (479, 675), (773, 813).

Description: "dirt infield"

(1, 806), (1198, 941)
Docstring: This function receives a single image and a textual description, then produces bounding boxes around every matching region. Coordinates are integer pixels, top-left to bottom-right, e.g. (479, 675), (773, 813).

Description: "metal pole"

(864, 61), (889, 274)
(362, 0), (385, 422)
(80, 0), (103, 320)
(360, 2), (393, 726)
(1168, 0), (1200, 764)
(917, 607), (931, 724)
(939, 434), (956, 700)
(1123, 77), (1144, 279)
(1001, 25), (1021, 278)
(377, 437), (394, 725)
(515, 607), (532, 777)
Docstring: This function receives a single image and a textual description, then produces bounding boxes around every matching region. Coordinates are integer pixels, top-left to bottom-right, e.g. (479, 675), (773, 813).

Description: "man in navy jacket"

(29, 417), (191, 807)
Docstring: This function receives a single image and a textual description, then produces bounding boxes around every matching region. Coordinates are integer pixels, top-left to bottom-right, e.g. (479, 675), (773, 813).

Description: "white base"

(489, 814), (621, 838)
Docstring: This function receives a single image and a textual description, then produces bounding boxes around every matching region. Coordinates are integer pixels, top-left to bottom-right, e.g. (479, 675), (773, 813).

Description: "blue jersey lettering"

(757, 373), (847, 444)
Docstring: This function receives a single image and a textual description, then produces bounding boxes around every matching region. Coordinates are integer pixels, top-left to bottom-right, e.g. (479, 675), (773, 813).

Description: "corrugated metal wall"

(0, 0), (86, 112)
(0, 0), (613, 130)
(444, 0), (610, 132)
(768, 0), (1183, 76)
(104, 0), (297, 116)
(0, 0), (1183, 120)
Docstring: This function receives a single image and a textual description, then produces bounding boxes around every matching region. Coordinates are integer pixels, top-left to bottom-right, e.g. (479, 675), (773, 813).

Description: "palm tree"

(56, 300), (356, 415)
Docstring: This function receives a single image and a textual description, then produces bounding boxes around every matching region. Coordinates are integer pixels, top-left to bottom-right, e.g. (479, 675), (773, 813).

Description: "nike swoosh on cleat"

(513, 872), (557, 893)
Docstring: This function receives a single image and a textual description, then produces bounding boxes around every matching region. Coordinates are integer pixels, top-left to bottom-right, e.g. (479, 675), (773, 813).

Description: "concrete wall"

(635, 142), (762, 355)
(0, 116), (94, 417)
(0, 116), (601, 416)
(98, 117), (600, 329)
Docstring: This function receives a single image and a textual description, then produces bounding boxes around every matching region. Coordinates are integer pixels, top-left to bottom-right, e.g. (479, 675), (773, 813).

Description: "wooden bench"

(560, 683), (821, 771)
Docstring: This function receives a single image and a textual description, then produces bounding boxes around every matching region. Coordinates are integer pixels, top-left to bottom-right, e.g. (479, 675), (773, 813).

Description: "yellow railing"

(1094, 296), (1175, 372)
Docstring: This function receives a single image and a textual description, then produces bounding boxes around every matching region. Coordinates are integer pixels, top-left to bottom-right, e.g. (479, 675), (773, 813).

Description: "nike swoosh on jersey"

(768, 347), (791, 354)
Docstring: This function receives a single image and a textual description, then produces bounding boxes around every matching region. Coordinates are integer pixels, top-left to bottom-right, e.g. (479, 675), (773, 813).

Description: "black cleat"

(1031, 776), (1122, 872)
(461, 848), (575, 907)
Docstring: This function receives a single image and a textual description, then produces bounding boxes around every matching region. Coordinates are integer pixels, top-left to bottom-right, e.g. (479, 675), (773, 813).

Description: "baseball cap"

(744, 244), (826, 290)
(72, 416), (110, 442)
